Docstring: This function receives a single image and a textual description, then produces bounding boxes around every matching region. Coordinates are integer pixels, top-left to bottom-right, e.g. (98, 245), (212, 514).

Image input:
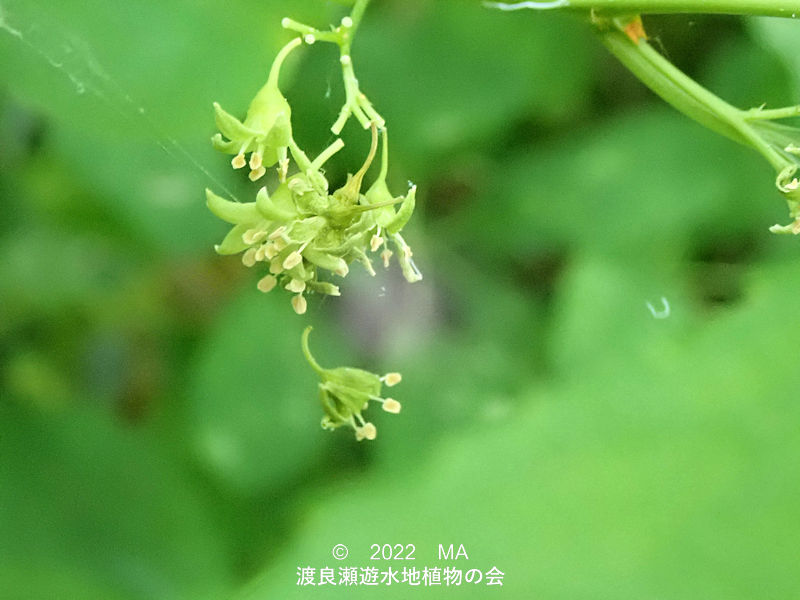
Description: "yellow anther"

(285, 278), (306, 293)
(283, 251), (303, 270)
(242, 247), (258, 267)
(269, 256), (284, 274)
(384, 372), (402, 387)
(248, 166), (267, 181)
(291, 294), (307, 315)
(257, 275), (277, 293)
(231, 153), (246, 169)
(382, 399), (401, 414)
(381, 249), (393, 268)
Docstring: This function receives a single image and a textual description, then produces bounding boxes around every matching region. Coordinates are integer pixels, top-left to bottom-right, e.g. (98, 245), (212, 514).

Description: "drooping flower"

(363, 129), (422, 282)
(302, 327), (402, 440)
(211, 37), (301, 182)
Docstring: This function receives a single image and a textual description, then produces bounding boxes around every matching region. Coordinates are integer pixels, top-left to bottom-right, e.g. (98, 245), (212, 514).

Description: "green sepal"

(264, 111), (292, 148)
(349, 246), (375, 276)
(386, 186), (416, 235)
(316, 229), (367, 256)
(210, 133), (239, 154)
(306, 280), (341, 296)
(345, 213), (376, 237)
(303, 249), (348, 274)
(776, 166), (800, 201)
(214, 224), (251, 255)
(256, 186), (297, 222)
(392, 234), (423, 283)
(768, 223), (797, 234)
(206, 189), (261, 225)
(244, 81), (291, 135)
(288, 216), (327, 242)
(326, 367), (382, 397)
(365, 179), (398, 228)
(295, 187), (329, 215)
(324, 380), (373, 416)
(275, 181), (304, 211)
(213, 102), (259, 146)
(319, 383), (349, 424)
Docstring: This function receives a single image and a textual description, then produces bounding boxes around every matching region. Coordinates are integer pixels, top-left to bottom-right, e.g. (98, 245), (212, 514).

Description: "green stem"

(301, 326), (325, 374)
(288, 138), (312, 172)
(598, 25), (788, 171)
(487, 0), (800, 18)
(266, 37), (302, 89)
(282, 0), (382, 134)
(377, 128), (389, 182)
(310, 138), (346, 171)
(350, 0), (371, 32)
(745, 105), (800, 120)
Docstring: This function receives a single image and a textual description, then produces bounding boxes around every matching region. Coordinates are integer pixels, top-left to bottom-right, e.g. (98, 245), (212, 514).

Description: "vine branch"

(485, 0), (800, 18)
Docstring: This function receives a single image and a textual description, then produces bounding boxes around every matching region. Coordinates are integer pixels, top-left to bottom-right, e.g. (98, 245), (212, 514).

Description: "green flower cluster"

(302, 327), (402, 441)
(206, 26), (420, 315)
(207, 7), (414, 442)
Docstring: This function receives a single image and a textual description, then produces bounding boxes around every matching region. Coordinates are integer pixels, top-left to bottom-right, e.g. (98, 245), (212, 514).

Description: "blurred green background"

(2, 0), (800, 598)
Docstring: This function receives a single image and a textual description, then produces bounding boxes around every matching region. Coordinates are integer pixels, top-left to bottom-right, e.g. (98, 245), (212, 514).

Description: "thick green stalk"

(486, 0), (800, 18)
(598, 26), (788, 171)
(578, 0), (800, 16)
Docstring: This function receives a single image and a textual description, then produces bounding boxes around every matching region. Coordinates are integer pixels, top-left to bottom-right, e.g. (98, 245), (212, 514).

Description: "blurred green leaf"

(701, 33), (795, 110)
(0, 0), (324, 139)
(444, 108), (780, 260)
(750, 17), (800, 97)
(239, 256), (800, 599)
(186, 285), (339, 495)
(370, 256), (544, 466)
(0, 403), (232, 600)
(0, 564), (130, 600)
(0, 0), (327, 253)
(336, 0), (596, 178)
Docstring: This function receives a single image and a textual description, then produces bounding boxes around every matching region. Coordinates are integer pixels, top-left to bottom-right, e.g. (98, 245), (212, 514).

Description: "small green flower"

(363, 128), (421, 282)
(302, 326), (402, 441)
(211, 37), (301, 182)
